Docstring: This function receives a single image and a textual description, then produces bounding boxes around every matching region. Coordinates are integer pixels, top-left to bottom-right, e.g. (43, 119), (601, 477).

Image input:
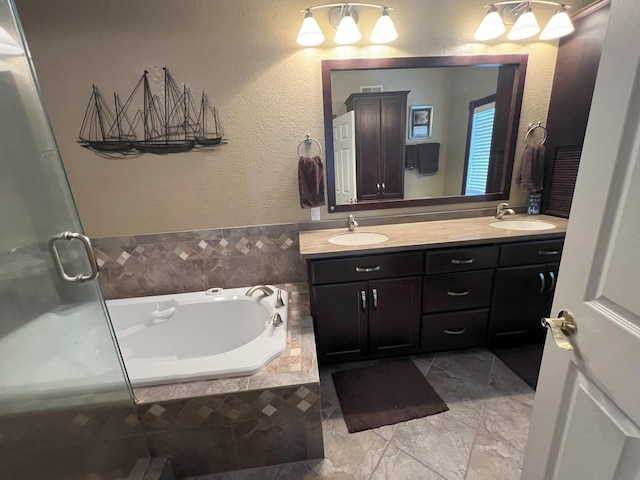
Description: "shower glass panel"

(0, 1), (150, 478)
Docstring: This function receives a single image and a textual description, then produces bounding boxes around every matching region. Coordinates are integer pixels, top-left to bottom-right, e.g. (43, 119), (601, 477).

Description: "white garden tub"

(107, 286), (288, 387)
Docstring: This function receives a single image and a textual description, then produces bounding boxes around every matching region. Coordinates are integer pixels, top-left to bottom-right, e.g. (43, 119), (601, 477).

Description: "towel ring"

(297, 134), (322, 158)
(525, 122), (548, 146)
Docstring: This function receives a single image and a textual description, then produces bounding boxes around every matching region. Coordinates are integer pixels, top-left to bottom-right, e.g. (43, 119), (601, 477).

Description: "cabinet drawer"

(499, 239), (564, 267)
(423, 270), (494, 313)
(309, 251), (423, 285)
(421, 309), (489, 351)
(425, 246), (498, 274)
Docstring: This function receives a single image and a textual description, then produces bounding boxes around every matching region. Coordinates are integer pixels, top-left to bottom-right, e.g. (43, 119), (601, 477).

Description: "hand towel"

(406, 143), (440, 174)
(518, 144), (545, 192)
(298, 156), (326, 208)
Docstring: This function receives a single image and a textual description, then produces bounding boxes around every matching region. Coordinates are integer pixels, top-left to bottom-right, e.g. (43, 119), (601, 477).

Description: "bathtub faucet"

(246, 285), (275, 297)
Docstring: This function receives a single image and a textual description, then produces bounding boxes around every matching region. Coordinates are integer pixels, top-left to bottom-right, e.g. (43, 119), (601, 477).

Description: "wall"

(14, 0), (594, 237)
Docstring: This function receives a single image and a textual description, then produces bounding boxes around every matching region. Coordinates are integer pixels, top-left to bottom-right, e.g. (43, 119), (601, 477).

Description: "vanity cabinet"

(489, 239), (564, 345)
(309, 251), (422, 363)
(345, 91), (409, 201)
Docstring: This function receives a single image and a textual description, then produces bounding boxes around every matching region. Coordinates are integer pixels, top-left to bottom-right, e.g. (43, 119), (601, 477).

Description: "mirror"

(321, 55), (528, 212)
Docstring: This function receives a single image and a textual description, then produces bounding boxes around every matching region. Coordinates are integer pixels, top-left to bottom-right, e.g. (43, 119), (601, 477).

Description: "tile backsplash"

(93, 223), (306, 299)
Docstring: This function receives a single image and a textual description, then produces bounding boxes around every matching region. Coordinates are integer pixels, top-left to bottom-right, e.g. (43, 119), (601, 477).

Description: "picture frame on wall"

(409, 106), (433, 139)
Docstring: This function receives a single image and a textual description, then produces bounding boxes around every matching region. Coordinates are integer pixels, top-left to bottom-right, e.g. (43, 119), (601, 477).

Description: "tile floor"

(192, 348), (535, 480)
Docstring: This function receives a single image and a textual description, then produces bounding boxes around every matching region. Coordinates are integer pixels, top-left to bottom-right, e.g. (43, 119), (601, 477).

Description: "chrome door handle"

(538, 272), (546, 293)
(372, 288), (378, 310)
(360, 290), (367, 312)
(541, 310), (577, 350)
(48, 231), (99, 283)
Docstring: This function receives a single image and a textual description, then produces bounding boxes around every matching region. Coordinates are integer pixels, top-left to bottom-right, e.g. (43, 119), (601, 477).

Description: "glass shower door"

(0, 1), (150, 478)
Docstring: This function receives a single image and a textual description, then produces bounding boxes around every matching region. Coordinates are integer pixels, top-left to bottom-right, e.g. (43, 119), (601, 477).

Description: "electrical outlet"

(311, 207), (321, 221)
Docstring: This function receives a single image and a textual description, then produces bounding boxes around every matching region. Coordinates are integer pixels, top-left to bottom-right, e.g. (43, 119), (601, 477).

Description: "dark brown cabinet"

(309, 251), (422, 363)
(489, 240), (564, 345)
(345, 91), (409, 201)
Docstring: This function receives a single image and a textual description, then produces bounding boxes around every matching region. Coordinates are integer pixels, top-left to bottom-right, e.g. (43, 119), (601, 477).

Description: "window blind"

(465, 103), (496, 196)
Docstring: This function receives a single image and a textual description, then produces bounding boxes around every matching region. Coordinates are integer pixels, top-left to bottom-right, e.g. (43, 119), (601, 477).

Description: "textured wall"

(15, 0), (593, 237)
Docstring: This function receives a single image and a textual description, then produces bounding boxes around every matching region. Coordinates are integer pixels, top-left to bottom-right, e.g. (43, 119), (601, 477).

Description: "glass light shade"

(473, 6), (506, 41)
(334, 12), (361, 44)
(0, 27), (24, 56)
(370, 8), (398, 44)
(539, 7), (575, 40)
(297, 10), (325, 46)
(507, 6), (540, 40)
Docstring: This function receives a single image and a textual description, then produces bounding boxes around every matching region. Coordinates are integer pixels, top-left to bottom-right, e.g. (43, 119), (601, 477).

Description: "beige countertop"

(299, 214), (568, 259)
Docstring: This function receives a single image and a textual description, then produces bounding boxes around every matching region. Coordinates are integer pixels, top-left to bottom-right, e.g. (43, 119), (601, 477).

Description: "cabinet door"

(380, 95), (406, 199)
(489, 265), (547, 345)
(312, 282), (369, 363)
(353, 98), (381, 201)
(369, 276), (422, 356)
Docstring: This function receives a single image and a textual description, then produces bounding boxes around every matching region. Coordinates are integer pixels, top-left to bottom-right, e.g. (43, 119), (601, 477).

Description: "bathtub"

(106, 286), (288, 387)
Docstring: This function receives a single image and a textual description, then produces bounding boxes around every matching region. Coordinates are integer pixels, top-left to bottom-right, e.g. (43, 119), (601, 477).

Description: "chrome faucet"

(348, 214), (358, 231)
(495, 202), (516, 220)
(246, 285), (274, 297)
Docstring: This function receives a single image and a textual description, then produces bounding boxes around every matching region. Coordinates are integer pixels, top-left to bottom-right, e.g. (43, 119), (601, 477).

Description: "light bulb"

(539, 5), (574, 40)
(370, 7), (398, 44)
(334, 10), (361, 44)
(507, 4), (540, 40)
(474, 5), (506, 41)
(297, 9), (325, 46)
(0, 27), (24, 56)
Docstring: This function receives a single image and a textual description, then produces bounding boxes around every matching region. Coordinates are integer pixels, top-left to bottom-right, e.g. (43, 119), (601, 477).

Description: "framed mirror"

(321, 54), (528, 212)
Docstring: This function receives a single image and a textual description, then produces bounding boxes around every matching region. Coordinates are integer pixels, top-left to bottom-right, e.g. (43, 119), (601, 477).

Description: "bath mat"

(332, 360), (448, 433)
(491, 340), (545, 390)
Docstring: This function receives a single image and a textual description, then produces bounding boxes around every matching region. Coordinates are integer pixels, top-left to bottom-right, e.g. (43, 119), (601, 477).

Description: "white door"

(522, 1), (640, 479)
(333, 111), (357, 204)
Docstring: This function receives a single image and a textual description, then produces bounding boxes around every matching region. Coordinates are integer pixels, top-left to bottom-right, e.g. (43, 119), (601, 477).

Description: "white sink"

(490, 220), (556, 231)
(329, 232), (389, 246)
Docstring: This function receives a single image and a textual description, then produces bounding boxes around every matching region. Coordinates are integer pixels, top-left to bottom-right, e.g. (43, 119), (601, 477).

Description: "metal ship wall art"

(79, 67), (224, 157)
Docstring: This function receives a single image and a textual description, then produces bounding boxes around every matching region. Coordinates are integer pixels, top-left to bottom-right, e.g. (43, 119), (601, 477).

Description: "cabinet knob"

(541, 310), (577, 350)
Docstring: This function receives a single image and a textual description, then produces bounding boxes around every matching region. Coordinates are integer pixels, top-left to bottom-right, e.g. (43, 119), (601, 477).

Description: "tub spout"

(246, 285), (275, 297)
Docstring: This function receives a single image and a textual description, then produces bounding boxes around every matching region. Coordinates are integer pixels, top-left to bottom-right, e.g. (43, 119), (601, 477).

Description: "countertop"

(299, 214), (568, 259)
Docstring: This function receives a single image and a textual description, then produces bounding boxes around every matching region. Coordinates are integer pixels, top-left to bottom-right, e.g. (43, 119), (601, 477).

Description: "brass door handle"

(541, 310), (577, 350)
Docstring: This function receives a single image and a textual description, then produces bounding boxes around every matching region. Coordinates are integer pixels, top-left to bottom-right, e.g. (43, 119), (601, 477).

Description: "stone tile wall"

(93, 224), (306, 300)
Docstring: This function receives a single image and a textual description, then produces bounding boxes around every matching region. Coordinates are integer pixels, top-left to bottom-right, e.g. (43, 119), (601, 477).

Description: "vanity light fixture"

(0, 27), (24, 56)
(297, 3), (397, 47)
(474, 1), (574, 42)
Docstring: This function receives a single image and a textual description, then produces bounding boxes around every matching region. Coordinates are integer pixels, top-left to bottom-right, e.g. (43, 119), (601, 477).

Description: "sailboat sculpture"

(131, 68), (195, 154)
(194, 92), (224, 146)
(78, 85), (136, 153)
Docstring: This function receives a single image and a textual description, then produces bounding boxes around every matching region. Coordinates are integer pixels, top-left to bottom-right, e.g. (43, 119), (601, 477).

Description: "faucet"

(495, 202), (516, 220)
(246, 285), (274, 297)
(348, 214), (358, 231)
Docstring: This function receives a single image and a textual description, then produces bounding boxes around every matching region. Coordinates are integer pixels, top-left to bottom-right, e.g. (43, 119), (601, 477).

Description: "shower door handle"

(48, 231), (99, 283)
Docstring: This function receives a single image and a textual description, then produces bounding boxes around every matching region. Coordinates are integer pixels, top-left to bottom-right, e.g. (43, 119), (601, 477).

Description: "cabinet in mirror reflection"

(322, 55), (528, 212)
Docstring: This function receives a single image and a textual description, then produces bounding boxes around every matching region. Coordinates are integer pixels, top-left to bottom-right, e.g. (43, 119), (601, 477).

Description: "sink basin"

(329, 232), (389, 246)
(490, 220), (556, 231)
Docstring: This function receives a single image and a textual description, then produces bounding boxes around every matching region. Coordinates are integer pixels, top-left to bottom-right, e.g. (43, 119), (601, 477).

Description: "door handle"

(547, 271), (556, 291)
(360, 290), (367, 312)
(541, 310), (577, 350)
(372, 288), (378, 310)
(48, 231), (99, 283)
(538, 272), (546, 293)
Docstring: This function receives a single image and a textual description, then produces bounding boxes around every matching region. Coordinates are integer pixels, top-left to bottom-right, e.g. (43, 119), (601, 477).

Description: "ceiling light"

(0, 27), (24, 56)
(474, 5), (506, 41)
(507, 3), (540, 40)
(539, 5), (574, 40)
(297, 4), (397, 47)
(370, 7), (398, 44)
(297, 9), (325, 46)
(334, 7), (362, 44)
(474, 1), (574, 42)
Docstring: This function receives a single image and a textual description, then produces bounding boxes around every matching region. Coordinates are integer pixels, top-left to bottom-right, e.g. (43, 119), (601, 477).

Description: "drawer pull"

(538, 272), (546, 293)
(444, 327), (466, 335)
(446, 290), (470, 297)
(372, 288), (378, 310)
(355, 265), (381, 273)
(451, 258), (475, 265)
(538, 250), (560, 256)
(360, 290), (367, 312)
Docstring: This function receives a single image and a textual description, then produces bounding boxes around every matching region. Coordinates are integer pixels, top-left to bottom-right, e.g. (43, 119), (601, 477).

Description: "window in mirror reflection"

(463, 95), (496, 196)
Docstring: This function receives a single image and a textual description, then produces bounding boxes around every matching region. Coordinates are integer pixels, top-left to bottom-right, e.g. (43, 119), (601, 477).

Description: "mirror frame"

(322, 54), (529, 212)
